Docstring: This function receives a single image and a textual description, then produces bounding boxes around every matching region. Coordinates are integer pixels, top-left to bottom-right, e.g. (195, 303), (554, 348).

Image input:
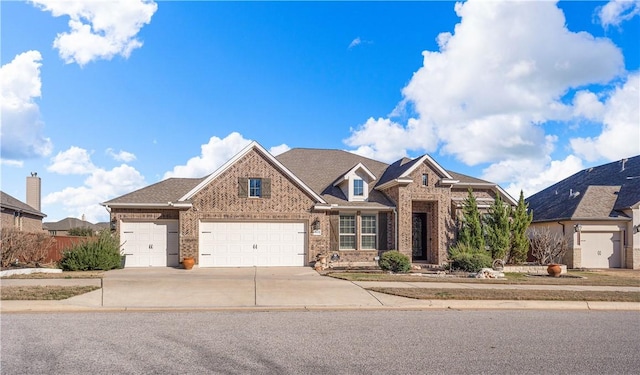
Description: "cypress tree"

(485, 194), (511, 260)
(458, 188), (485, 251)
(510, 190), (533, 263)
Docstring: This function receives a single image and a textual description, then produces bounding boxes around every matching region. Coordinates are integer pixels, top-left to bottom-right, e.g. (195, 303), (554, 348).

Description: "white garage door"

(120, 221), (179, 267)
(199, 222), (305, 267)
(580, 231), (621, 268)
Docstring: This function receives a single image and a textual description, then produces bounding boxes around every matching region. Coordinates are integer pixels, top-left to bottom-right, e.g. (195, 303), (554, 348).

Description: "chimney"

(26, 172), (41, 211)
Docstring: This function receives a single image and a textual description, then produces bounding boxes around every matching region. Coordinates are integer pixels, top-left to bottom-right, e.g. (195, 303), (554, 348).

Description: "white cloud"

(345, 117), (429, 162)
(597, 0), (640, 28)
(44, 164), (146, 222)
(163, 132), (252, 179)
(44, 152), (146, 222)
(345, 0), (630, 194)
(269, 144), (291, 156)
(30, 0), (158, 66)
(349, 37), (361, 49)
(483, 154), (584, 199)
(570, 73), (640, 162)
(0, 51), (53, 162)
(47, 146), (96, 175)
(0, 159), (24, 168)
(106, 148), (136, 162)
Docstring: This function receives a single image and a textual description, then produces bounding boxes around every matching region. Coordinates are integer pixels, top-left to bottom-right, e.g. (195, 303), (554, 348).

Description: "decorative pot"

(182, 257), (195, 270)
(547, 263), (561, 277)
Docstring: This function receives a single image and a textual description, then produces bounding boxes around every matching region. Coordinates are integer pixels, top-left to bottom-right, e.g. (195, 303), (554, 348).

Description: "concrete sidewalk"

(1, 267), (638, 312)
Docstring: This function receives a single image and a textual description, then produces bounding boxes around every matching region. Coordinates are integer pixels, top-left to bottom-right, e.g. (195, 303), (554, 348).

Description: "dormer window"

(353, 179), (364, 196)
(333, 162), (376, 202)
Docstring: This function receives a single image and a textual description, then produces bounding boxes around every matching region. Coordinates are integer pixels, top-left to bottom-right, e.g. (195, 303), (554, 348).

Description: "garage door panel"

(199, 222), (305, 267)
(120, 221), (179, 268)
(580, 232), (621, 268)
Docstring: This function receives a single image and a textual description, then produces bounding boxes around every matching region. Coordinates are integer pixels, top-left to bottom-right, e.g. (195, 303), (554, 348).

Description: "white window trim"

(360, 214), (377, 250)
(249, 178), (262, 198)
(339, 214), (356, 250)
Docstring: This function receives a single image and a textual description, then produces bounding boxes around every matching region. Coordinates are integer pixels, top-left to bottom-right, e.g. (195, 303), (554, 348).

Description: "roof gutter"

(100, 202), (193, 209)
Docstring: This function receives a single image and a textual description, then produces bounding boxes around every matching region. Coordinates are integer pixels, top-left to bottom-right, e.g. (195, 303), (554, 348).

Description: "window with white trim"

(249, 178), (262, 198)
(353, 178), (364, 196)
(361, 215), (377, 249)
(422, 173), (428, 186)
(339, 214), (356, 249)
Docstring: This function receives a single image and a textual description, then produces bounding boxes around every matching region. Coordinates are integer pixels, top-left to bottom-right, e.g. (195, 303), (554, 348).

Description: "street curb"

(2, 300), (639, 313)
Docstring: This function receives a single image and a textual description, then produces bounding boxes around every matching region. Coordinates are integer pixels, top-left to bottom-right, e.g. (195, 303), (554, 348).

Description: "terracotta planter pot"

(182, 257), (195, 270)
(547, 263), (562, 277)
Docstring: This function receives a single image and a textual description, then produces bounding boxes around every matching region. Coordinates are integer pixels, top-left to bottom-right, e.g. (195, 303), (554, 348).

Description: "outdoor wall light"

(634, 224), (640, 234)
(574, 223), (582, 232)
(311, 217), (321, 232)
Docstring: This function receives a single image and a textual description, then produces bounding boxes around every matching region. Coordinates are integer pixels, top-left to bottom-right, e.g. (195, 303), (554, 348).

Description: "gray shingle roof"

(103, 177), (206, 205)
(43, 217), (101, 231)
(526, 155), (640, 221)
(276, 148), (394, 207)
(0, 191), (46, 217)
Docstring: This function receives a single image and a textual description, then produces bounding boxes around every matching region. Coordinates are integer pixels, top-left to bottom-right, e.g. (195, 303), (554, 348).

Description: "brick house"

(102, 142), (515, 268)
(526, 155), (640, 269)
(1, 191), (46, 232)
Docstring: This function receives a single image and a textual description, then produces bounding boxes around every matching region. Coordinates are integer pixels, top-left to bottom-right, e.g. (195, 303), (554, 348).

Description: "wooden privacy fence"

(44, 236), (89, 263)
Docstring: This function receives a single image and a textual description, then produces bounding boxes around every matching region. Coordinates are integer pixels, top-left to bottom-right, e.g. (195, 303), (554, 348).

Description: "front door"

(412, 213), (427, 260)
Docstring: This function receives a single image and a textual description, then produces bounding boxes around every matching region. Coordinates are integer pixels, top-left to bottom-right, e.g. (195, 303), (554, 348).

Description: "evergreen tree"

(485, 194), (511, 260)
(509, 190), (533, 263)
(457, 188), (485, 251)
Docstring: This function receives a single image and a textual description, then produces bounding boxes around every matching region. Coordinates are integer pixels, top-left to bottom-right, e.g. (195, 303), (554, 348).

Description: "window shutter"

(238, 177), (248, 198)
(378, 212), (388, 251)
(262, 178), (271, 198)
(329, 212), (339, 251)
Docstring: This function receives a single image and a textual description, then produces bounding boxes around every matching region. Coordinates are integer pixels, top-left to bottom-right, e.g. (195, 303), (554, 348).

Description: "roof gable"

(181, 141), (325, 203)
(332, 162), (376, 187)
(377, 154), (455, 188)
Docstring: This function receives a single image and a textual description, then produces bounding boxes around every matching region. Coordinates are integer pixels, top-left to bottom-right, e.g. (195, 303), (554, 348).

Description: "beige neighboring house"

(0, 191), (46, 232)
(43, 217), (109, 236)
(102, 141), (515, 268)
(526, 155), (640, 269)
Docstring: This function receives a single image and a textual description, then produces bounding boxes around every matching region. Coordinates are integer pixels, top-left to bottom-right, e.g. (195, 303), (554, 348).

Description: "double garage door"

(120, 221), (179, 267)
(199, 222), (306, 267)
(580, 231), (622, 268)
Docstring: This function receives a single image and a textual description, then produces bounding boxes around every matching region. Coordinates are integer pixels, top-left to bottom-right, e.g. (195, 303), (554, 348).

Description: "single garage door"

(120, 221), (179, 267)
(199, 222), (305, 267)
(580, 231), (621, 268)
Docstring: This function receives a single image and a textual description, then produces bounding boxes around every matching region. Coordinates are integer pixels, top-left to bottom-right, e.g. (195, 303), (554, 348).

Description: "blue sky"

(1, 0), (639, 223)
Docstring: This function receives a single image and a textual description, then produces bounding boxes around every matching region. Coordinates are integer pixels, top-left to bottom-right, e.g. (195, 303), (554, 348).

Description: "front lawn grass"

(329, 270), (640, 287)
(0, 286), (100, 300)
(367, 287), (640, 302)
(1, 271), (104, 279)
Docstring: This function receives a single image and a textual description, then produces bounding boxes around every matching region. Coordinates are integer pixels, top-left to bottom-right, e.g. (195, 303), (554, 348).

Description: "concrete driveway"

(101, 267), (383, 308)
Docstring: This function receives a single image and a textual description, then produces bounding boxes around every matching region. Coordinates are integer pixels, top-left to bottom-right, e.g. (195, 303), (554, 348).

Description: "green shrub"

(448, 243), (492, 272)
(59, 230), (122, 271)
(378, 250), (411, 273)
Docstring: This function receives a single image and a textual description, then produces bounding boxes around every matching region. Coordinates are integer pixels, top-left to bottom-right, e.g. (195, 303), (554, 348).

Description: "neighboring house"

(102, 142), (515, 268)
(43, 217), (107, 236)
(526, 156), (640, 269)
(0, 191), (46, 232)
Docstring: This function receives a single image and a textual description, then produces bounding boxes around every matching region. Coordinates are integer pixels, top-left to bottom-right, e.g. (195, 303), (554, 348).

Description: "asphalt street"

(2, 310), (639, 374)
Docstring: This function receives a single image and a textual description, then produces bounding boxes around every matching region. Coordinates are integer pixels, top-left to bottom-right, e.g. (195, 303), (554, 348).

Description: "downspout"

(557, 221), (565, 235)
